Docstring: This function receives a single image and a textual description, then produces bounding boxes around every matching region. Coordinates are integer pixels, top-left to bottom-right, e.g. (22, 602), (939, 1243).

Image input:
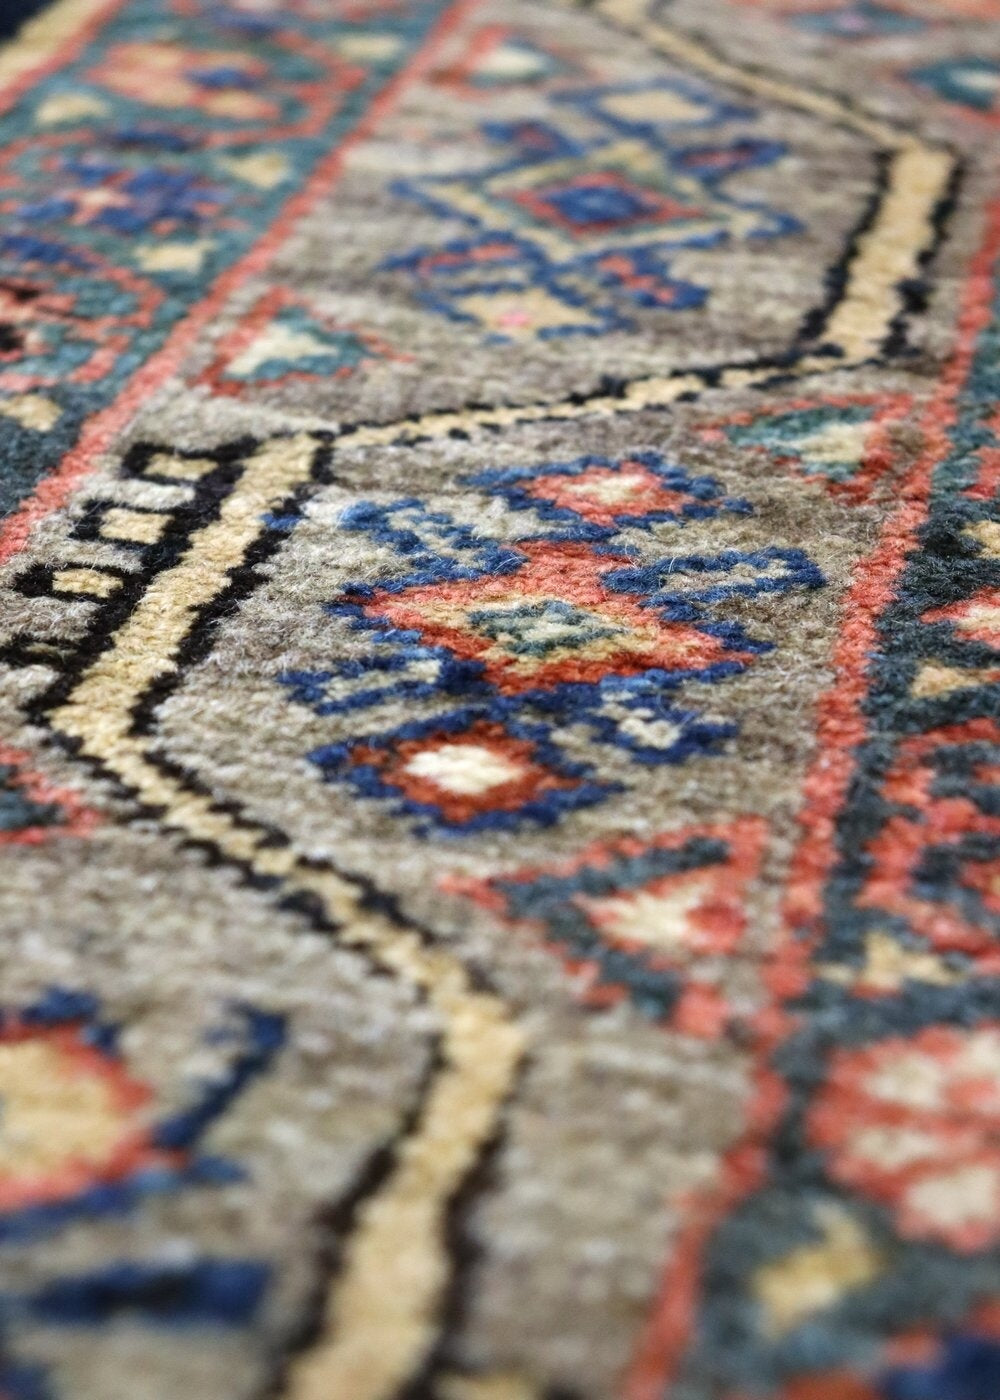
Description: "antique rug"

(0, 0), (999, 1396)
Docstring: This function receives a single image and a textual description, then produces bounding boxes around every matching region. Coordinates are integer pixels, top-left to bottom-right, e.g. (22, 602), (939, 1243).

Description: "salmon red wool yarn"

(1, 0), (1000, 1395)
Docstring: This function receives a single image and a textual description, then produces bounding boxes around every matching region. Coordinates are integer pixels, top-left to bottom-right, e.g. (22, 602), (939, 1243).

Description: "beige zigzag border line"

(46, 436), (525, 1400)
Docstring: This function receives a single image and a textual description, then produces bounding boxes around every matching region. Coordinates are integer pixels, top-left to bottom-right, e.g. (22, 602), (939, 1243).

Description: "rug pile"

(1, 0), (999, 1396)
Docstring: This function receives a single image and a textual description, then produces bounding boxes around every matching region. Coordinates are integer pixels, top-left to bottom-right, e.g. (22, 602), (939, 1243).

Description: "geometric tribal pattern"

(198, 289), (407, 398)
(0, 0), (997, 1396)
(908, 57), (1000, 117)
(0, 991), (283, 1241)
(281, 452), (823, 832)
(447, 819), (766, 1036)
(0, 0), (454, 521)
(702, 394), (911, 503)
(0, 989), (282, 1398)
(387, 79), (800, 339)
(632, 197), (1000, 1400)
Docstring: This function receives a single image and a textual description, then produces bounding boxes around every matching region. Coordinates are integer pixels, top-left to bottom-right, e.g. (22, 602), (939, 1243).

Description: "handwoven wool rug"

(0, 0), (999, 1396)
